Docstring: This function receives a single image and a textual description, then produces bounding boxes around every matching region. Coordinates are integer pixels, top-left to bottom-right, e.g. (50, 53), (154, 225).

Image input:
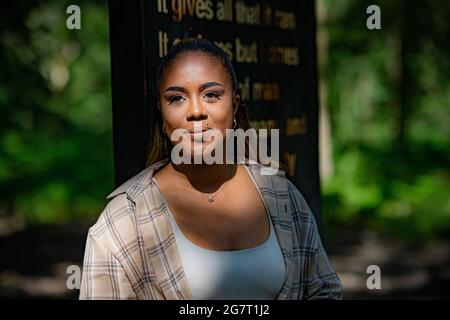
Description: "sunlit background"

(0, 0), (449, 299)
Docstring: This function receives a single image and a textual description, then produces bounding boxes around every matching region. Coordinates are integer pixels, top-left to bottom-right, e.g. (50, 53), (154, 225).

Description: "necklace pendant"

(208, 195), (214, 202)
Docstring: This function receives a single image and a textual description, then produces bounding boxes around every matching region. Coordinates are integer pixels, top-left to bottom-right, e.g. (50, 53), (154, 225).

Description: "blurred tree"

(0, 0), (113, 226)
(320, 0), (450, 242)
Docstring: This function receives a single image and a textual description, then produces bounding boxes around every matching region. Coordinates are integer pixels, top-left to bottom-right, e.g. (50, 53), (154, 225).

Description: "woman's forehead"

(161, 52), (230, 87)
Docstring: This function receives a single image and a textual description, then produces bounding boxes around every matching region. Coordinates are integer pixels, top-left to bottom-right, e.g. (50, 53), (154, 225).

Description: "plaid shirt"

(79, 158), (343, 300)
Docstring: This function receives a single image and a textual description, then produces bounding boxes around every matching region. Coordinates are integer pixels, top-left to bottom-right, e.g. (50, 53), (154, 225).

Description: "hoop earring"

(233, 118), (237, 129)
(162, 124), (166, 133)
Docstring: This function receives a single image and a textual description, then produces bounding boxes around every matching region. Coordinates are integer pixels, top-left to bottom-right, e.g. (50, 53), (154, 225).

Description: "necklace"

(205, 179), (229, 202)
(198, 168), (234, 202)
(172, 164), (235, 203)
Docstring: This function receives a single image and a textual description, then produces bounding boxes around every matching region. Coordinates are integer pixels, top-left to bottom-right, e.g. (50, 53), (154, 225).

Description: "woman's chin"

(189, 141), (221, 163)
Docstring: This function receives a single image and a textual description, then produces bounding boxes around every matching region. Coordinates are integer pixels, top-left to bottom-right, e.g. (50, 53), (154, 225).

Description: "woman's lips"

(188, 129), (213, 141)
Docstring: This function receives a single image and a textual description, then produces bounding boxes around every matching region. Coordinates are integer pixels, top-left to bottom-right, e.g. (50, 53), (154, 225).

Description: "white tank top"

(167, 206), (286, 300)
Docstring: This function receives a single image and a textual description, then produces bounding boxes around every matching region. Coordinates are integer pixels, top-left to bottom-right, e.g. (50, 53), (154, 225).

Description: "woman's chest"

(165, 181), (270, 251)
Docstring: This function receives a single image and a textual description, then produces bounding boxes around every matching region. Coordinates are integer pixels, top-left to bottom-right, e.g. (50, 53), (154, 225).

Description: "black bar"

(108, 0), (150, 186)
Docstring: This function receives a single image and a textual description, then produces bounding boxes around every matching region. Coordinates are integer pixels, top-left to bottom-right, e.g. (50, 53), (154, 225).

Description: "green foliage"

(0, 0), (113, 225)
(321, 0), (450, 242)
(1, 0), (449, 245)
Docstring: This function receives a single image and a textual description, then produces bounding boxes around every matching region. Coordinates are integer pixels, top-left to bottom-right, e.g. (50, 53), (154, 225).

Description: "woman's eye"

(168, 96), (184, 105)
(204, 91), (221, 101)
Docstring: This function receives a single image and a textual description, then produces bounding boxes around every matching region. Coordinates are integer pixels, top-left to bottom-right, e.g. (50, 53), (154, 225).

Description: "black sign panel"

(109, 0), (321, 225)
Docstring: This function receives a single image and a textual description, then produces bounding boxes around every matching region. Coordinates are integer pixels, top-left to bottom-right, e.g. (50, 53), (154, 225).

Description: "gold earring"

(162, 124), (166, 133)
(233, 118), (237, 129)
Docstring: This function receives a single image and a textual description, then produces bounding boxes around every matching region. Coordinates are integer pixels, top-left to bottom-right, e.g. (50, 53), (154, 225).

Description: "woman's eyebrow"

(164, 86), (186, 94)
(164, 82), (224, 94)
(199, 82), (224, 91)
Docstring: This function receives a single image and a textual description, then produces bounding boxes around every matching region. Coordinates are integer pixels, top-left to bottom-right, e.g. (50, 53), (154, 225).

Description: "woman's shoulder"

(244, 160), (292, 191)
(246, 162), (315, 217)
(87, 160), (169, 253)
(106, 160), (168, 200)
(87, 193), (135, 251)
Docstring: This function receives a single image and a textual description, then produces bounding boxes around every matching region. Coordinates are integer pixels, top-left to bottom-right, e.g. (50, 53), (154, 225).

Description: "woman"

(79, 38), (342, 300)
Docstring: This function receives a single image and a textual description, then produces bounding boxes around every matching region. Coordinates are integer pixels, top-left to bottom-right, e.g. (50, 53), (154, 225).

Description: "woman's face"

(158, 52), (240, 159)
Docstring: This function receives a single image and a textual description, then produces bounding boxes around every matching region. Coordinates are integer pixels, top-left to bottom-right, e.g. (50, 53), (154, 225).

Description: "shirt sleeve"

(304, 223), (344, 300)
(287, 180), (344, 300)
(79, 230), (137, 300)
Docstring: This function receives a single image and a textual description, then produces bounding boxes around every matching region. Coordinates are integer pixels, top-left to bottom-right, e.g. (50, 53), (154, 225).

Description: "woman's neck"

(170, 161), (238, 193)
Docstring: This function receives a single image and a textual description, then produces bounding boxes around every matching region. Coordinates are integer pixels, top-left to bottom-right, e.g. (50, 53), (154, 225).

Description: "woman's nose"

(187, 96), (207, 120)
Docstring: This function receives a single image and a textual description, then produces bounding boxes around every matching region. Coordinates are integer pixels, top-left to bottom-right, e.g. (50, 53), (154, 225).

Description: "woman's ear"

(233, 95), (241, 116)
